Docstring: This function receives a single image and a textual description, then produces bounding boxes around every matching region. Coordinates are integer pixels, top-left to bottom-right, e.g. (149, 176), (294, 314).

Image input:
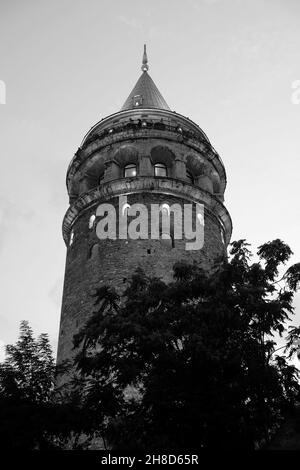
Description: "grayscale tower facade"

(57, 47), (232, 368)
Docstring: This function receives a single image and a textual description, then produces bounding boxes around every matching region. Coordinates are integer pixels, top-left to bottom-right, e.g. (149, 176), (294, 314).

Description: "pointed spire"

(141, 44), (149, 72)
(121, 45), (170, 111)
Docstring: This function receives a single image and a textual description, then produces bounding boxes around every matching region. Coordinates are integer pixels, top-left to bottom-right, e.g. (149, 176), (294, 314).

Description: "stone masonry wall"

(57, 191), (225, 372)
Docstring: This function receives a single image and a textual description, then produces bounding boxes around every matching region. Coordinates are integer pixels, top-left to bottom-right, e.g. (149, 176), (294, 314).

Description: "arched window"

(89, 215), (96, 229)
(161, 203), (170, 213)
(186, 170), (194, 184)
(124, 163), (137, 178)
(220, 229), (225, 245)
(121, 203), (130, 216)
(69, 231), (74, 246)
(154, 163), (167, 177)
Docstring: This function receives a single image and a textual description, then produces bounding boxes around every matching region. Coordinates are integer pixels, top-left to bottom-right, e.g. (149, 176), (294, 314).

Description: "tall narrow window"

(89, 215), (96, 229)
(69, 231), (74, 246)
(124, 164), (137, 178)
(186, 170), (194, 184)
(154, 163), (167, 177)
(122, 203), (131, 215)
(221, 229), (225, 245)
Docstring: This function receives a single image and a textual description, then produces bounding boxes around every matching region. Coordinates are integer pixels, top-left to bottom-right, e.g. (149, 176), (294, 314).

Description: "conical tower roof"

(121, 45), (170, 112)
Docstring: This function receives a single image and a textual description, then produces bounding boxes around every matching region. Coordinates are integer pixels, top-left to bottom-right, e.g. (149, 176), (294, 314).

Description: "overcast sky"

(0, 0), (299, 359)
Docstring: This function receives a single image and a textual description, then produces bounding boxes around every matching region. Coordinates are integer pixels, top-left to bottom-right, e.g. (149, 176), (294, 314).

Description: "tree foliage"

(73, 239), (300, 450)
(0, 321), (88, 450)
(0, 321), (55, 403)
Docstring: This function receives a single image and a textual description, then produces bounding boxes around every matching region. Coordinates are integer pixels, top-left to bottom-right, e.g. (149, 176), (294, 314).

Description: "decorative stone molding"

(62, 176), (232, 247)
(66, 113), (227, 196)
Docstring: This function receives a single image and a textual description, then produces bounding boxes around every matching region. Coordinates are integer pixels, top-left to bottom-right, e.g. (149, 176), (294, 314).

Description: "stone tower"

(57, 46), (232, 367)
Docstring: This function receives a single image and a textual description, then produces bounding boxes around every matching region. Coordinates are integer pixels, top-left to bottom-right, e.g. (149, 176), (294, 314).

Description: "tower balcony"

(62, 176), (232, 247)
(66, 110), (227, 205)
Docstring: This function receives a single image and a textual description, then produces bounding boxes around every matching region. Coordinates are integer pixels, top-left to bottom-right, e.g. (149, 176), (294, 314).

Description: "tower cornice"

(80, 109), (211, 148)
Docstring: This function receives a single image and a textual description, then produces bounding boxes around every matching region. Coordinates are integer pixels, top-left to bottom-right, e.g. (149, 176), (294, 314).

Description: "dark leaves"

(0, 322), (90, 450)
(71, 238), (300, 450)
(284, 263), (300, 291)
(257, 239), (293, 280)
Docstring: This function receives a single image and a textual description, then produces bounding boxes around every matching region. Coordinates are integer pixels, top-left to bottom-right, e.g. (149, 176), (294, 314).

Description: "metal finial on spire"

(141, 44), (149, 72)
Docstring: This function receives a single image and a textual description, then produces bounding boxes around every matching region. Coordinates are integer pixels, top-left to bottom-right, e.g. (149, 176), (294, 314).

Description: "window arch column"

(174, 158), (186, 179)
(104, 159), (121, 182)
(196, 175), (213, 192)
(139, 155), (153, 176)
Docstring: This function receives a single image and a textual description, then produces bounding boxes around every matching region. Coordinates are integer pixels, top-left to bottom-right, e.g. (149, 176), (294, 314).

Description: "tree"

(0, 321), (89, 450)
(0, 321), (55, 404)
(73, 239), (300, 450)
